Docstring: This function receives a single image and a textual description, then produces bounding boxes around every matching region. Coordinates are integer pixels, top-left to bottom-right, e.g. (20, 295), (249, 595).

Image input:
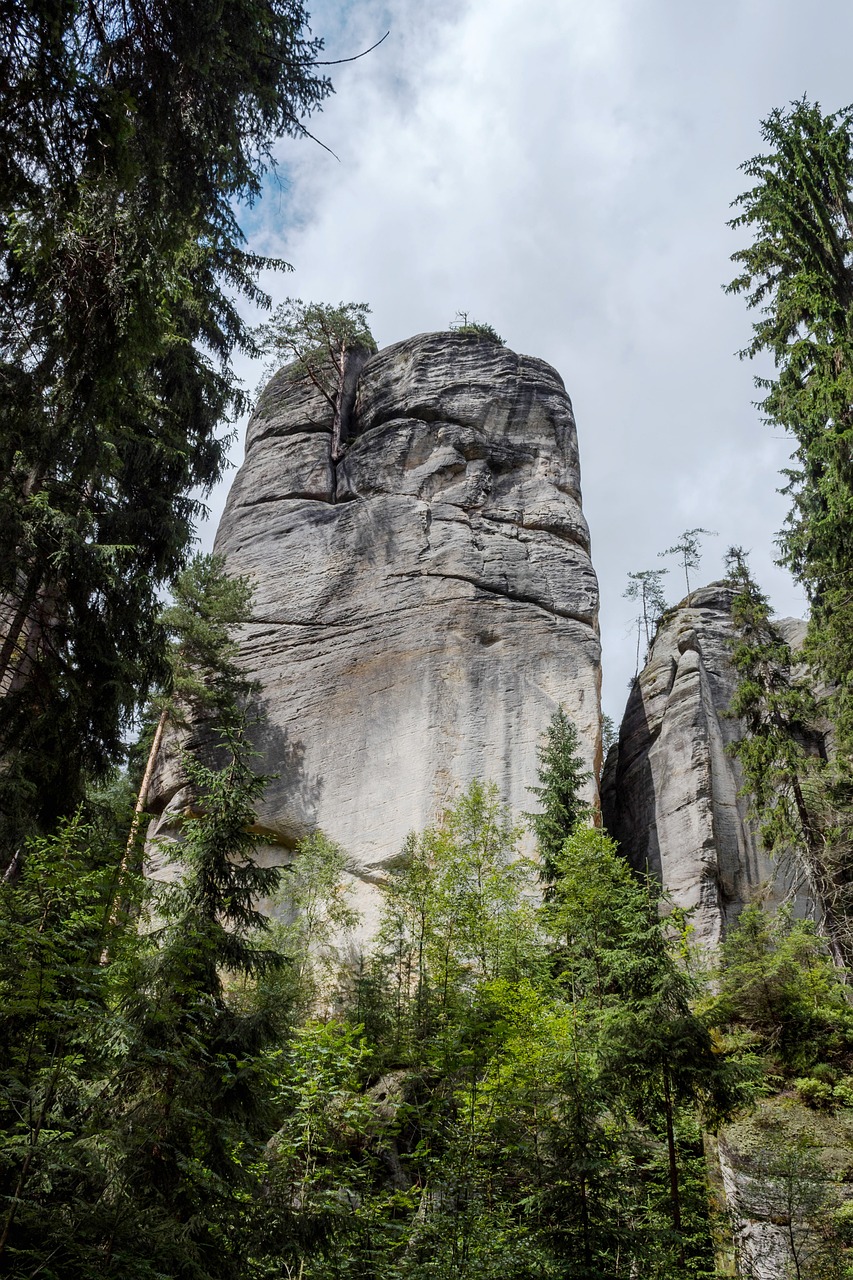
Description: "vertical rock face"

(152, 333), (602, 930)
(715, 1101), (853, 1280)
(601, 583), (810, 950)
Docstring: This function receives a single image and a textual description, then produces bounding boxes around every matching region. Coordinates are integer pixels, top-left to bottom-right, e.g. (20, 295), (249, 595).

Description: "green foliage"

(624, 567), (669, 670)
(0, 565), (284, 1273)
(257, 298), (377, 398)
(449, 311), (506, 344)
(525, 707), (592, 890)
(704, 903), (853, 1075)
(252, 812), (737, 1280)
(264, 831), (361, 1017)
(97, 732), (285, 1276)
(723, 1099), (853, 1279)
(0, 0), (330, 858)
(376, 780), (541, 1055)
(795, 1075), (835, 1108)
(256, 297), (376, 462)
(727, 97), (853, 755)
(725, 546), (853, 969)
(0, 812), (137, 1272)
(159, 553), (258, 722)
(658, 528), (717, 600)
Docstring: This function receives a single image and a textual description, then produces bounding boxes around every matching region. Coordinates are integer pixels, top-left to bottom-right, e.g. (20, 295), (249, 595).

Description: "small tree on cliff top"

(659, 528), (717, 601)
(624, 567), (669, 673)
(257, 299), (377, 459)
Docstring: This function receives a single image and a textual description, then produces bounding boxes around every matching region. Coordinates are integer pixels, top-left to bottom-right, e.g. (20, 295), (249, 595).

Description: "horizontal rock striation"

(601, 583), (811, 950)
(148, 332), (602, 934)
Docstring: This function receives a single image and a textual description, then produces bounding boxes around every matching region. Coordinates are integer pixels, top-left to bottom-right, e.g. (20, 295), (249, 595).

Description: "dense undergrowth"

(3, 738), (853, 1279)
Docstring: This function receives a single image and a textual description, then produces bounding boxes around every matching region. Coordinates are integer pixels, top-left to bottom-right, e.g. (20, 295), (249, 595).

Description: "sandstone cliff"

(601, 582), (811, 950)
(147, 332), (602, 931)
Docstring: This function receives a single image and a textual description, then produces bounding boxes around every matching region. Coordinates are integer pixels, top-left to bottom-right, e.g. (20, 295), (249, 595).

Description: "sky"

(200, 0), (853, 725)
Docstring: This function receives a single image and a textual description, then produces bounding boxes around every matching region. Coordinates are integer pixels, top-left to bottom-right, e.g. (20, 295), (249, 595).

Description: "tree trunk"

(790, 772), (851, 972)
(330, 348), (351, 461)
(103, 706), (169, 948)
(662, 1068), (684, 1266)
(0, 567), (43, 696)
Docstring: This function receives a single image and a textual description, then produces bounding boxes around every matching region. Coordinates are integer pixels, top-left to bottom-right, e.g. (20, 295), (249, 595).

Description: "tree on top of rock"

(624, 567), (669, 673)
(257, 299), (377, 459)
(659, 528), (717, 601)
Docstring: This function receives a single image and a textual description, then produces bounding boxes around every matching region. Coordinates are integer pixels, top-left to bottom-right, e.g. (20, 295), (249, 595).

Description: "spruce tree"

(727, 97), (853, 756)
(545, 827), (742, 1275)
(0, 1), (332, 858)
(526, 707), (592, 891)
(111, 730), (283, 1277)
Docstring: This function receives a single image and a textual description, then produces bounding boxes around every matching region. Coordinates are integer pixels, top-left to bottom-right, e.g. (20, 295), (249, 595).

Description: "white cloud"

(200, 0), (851, 722)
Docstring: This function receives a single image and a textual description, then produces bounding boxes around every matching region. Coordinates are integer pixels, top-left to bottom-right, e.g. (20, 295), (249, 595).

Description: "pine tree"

(624, 568), (669, 673)
(257, 299), (377, 458)
(658, 528), (716, 601)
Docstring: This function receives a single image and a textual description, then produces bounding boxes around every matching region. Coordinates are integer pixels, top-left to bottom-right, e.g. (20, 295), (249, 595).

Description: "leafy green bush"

(794, 1076), (835, 1108)
(703, 904), (853, 1073)
(449, 311), (505, 345)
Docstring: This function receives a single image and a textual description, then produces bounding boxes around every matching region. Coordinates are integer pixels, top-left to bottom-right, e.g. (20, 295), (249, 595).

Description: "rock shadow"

(601, 675), (662, 881)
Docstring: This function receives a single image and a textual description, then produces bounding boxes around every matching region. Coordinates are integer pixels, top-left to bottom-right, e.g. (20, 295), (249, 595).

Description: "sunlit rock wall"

(601, 583), (812, 950)
(148, 332), (602, 935)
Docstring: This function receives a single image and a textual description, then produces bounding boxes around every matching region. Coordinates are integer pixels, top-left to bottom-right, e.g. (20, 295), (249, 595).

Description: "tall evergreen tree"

(525, 707), (592, 891)
(544, 827), (742, 1274)
(0, 1), (332, 858)
(727, 97), (853, 756)
(0, 549), (286, 1274)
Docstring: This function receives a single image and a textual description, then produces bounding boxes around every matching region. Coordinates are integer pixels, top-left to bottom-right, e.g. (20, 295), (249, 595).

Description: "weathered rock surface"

(714, 1100), (853, 1280)
(148, 333), (602, 934)
(601, 583), (811, 950)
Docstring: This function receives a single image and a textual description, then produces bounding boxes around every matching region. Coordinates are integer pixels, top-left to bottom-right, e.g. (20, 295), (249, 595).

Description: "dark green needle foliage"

(526, 706), (592, 891)
(112, 732), (284, 1277)
(725, 546), (853, 970)
(0, 811), (138, 1274)
(159, 554), (258, 720)
(0, 0), (331, 858)
(727, 97), (853, 755)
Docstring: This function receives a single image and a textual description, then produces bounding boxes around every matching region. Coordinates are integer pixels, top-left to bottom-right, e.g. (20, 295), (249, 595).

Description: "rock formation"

(713, 1101), (853, 1280)
(601, 583), (812, 950)
(147, 332), (602, 933)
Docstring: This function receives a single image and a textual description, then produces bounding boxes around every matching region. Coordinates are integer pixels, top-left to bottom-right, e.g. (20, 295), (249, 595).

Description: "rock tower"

(601, 583), (813, 949)
(148, 332), (602, 930)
